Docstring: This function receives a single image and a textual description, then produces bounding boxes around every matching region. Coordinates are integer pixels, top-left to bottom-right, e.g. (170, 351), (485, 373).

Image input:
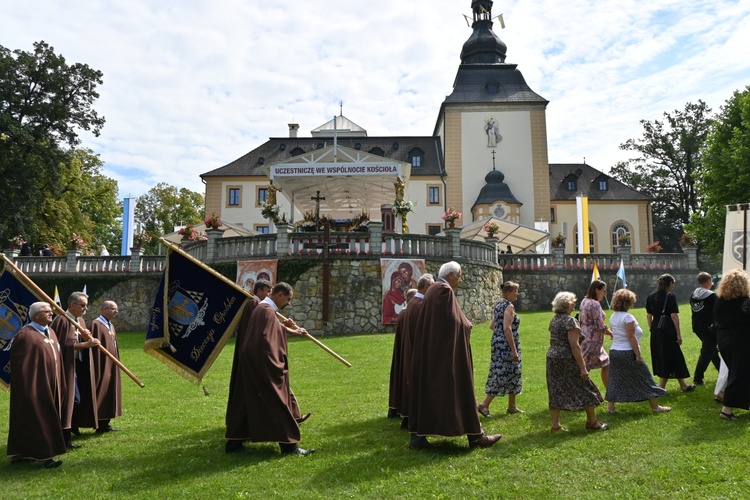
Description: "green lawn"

(1, 306), (749, 499)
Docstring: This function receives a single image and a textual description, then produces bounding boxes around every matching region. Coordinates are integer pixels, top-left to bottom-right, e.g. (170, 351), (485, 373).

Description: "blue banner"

(0, 270), (42, 390)
(144, 247), (248, 383)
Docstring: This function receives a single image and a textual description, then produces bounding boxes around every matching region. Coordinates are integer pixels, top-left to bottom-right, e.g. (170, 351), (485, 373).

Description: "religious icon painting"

(380, 258), (426, 325)
(236, 260), (278, 293)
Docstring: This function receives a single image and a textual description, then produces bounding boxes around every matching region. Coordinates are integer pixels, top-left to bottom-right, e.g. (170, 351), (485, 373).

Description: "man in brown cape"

(388, 273), (434, 428)
(89, 300), (121, 433)
(50, 291), (100, 448)
(225, 282), (314, 456)
(408, 261), (501, 449)
(7, 302), (66, 468)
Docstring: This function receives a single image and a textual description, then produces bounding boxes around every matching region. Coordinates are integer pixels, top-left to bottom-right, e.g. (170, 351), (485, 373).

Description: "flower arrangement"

(71, 233), (87, 249)
(618, 234), (631, 246)
(133, 231), (152, 247)
(679, 232), (696, 247)
(442, 208), (462, 225)
(8, 235), (24, 249)
(348, 211), (370, 231)
(178, 223), (197, 240)
(392, 199), (415, 218)
(204, 212), (222, 230)
(646, 240), (663, 253)
(483, 222), (500, 237)
(261, 202), (281, 223)
(551, 233), (566, 248)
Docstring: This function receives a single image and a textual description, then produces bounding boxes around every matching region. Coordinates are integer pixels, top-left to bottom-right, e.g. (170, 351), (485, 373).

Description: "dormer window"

(369, 147), (385, 156)
(290, 147), (305, 156)
(485, 80), (500, 94)
(409, 148), (424, 168)
(598, 179), (608, 191)
(565, 176), (577, 191)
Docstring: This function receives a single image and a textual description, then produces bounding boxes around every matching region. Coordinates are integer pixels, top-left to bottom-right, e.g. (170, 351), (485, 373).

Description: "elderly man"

(408, 261), (501, 449)
(225, 282), (314, 456)
(90, 300), (122, 433)
(7, 302), (66, 468)
(388, 273), (435, 427)
(50, 292), (100, 448)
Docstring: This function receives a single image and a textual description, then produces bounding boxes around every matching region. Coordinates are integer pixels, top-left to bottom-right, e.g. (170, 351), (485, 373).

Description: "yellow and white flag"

(591, 264), (600, 282)
(53, 285), (62, 308)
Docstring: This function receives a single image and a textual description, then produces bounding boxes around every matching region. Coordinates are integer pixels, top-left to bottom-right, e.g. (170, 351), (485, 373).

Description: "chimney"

(288, 123), (299, 138)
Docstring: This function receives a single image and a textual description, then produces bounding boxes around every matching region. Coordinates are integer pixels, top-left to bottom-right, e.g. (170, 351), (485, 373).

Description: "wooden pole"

(161, 239), (352, 367)
(1, 254), (145, 388)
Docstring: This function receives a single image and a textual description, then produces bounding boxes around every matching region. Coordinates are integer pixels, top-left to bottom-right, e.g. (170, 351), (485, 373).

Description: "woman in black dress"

(645, 274), (695, 392)
(714, 269), (750, 420)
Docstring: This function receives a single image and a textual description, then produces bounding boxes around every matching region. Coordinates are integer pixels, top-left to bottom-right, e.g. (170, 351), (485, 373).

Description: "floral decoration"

(618, 234), (631, 246)
(442, 208), (462, 224)
(679, 232), (696, 247)
(646, 240), (663, 253)
(483, 222), (500, 237)
(71, 233), (87, 249)
(392, 199), (415, 218)
(133, 231), (152, 247)
(551, 233), (566, 248)
(8, 235), (24, 249)
(261, 202), (281, 223)
(204, 212), (222, 230)
(178, 223), (197, 240)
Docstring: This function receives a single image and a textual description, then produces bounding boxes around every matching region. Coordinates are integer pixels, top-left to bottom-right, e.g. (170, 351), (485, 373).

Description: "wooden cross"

(311, 191), (326, 222)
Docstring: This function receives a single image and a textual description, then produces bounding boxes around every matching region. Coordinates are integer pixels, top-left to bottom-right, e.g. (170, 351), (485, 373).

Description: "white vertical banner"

(576, 194), (589, 254)
(722, 204), (750, 275)
(121, 197), (136, 255)
(535, 221), (550, 253)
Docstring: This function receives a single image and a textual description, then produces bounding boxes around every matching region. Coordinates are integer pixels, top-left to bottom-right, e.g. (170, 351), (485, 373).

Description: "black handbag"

(654, 294), (669, 331)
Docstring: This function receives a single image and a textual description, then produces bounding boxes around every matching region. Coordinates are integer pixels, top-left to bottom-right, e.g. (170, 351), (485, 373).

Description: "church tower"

(434, 0), (551, 228)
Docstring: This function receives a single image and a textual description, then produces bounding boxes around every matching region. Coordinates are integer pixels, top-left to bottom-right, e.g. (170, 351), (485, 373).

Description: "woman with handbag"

(645, 274), (695, 392)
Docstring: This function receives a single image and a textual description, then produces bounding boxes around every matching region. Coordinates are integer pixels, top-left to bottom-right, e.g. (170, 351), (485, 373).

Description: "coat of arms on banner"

(0, 295), (27, 351)
(167, 281), (208, 339)
(730, 230), (749, 265)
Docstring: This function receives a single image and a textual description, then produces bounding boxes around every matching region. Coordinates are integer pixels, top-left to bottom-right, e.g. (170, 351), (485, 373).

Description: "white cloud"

(2, 0), (749, 198)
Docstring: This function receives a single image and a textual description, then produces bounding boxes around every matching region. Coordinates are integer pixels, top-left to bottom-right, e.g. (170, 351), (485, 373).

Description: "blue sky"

(2, 0), (749, 200)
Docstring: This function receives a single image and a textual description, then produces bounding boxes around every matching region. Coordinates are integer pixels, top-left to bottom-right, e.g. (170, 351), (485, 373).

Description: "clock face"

(493, 205), (506, 219)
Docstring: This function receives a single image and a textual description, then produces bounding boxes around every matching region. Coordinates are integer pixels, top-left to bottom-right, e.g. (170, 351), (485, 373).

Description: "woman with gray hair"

(546, 291), (607, 432)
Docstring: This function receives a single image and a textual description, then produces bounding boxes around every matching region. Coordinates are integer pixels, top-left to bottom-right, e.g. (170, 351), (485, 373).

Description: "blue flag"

(144, 247), (248, 383)
(617, 259), (627, 288)
(0, 270), (42, 390)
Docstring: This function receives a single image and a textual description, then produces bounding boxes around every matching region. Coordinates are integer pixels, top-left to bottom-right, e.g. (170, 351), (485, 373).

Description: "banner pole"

(0, 255), (145, 388)
(160, 240), (351, 367)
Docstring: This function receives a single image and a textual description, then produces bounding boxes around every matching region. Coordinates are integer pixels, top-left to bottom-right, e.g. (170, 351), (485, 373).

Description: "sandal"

(551, 425), (568, 433)
(681, 384), (697, 393)
(506, 406), (524, 414)
(720, 411), (739, 421)
(652, 405), (672, 414)
(477, 404), (490, 417)
(585, 420), (609, 431)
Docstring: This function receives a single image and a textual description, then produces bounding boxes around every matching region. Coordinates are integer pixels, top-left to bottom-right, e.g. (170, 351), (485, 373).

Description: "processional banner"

(0, 270), (41, 390)
(722, 205), (750, 275)
(144, 246), (248, 383)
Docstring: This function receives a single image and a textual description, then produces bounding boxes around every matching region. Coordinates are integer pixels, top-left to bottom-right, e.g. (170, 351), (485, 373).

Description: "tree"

(687, 86), (750, 255)
(0, 41), (105, 247)
(609, 101), (712, 252)
(135, 183), (204, 252)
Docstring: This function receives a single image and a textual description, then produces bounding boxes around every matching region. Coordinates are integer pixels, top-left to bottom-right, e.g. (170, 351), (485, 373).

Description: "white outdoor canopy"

(459, 216), (550, 253)
(264, 145), (410, 220)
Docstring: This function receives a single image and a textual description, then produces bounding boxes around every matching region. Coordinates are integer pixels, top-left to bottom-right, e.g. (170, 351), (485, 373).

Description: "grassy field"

(1, 306), (749, 499)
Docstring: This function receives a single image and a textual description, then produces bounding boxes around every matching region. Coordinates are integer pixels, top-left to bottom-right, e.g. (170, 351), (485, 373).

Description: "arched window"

(612, 223), (631, 250)
(290, 147), (305, 157)
(369, 147), (385, 156)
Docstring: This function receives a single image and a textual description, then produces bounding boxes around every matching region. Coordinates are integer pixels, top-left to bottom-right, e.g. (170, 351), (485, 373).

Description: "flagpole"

(160, 239), (352, 367)
(1, 254), (145, 388)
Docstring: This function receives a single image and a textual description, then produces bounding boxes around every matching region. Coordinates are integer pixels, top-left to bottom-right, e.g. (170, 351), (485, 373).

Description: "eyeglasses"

(75, 303), (88, 309)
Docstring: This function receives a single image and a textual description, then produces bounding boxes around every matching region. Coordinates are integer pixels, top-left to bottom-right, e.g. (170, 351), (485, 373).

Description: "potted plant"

(178, 223), (197, 241)
(679, 232), (697, 248)
(261, 202), (280, 223)
(8, 235), (24, 250)
(71, 233), (87, 250)
(442, 208), (462, 228)
(133, 231), (152, 248)
(551, 233), (566, 248)
(204, 212), (222, 230)
(483, 221), (500, 238)
(618, 234), (631, 246)
(646, 240), (663, 253)
(392, 199), (415, 218)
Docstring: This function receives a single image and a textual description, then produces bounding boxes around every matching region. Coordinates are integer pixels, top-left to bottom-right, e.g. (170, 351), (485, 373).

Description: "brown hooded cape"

(90, 318), (122, 421)
(225, 302), (300, 444)
(408, 280), (482, 437)
(7, 325), (67, 461)
(388, 295), (424, 418)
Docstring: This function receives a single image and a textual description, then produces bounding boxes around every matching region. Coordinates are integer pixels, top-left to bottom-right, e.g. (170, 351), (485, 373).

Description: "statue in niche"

(485, 117), (502, 147)
(394, 177), (405, 202)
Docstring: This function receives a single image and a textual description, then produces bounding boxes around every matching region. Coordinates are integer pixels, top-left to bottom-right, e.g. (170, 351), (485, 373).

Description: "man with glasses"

(408, 261), (501, 450)
(7, 302), (67, 468)
(50, 292), (100, 447)
(90, 300), (122, 433)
